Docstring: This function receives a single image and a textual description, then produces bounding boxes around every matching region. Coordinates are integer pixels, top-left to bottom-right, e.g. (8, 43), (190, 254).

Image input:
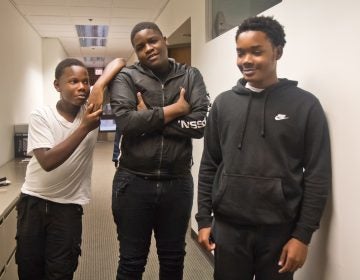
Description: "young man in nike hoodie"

(196, 16), (331, 280)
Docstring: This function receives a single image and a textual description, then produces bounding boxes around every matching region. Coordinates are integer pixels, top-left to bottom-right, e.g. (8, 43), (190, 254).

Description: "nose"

(78, 82), (88, 91)
(242, 53), (252, 64)
(144, 43), (153, 54)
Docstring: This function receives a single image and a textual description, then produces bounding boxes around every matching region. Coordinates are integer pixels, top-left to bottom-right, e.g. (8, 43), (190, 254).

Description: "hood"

(232, 78), (298, 150)
(231, 78), (298, 95)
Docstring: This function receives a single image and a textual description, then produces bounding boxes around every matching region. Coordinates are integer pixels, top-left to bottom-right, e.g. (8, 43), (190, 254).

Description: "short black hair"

(236, 16), (286, 48)
(55, 58), (86, 79)
(130, 22), (163, 46)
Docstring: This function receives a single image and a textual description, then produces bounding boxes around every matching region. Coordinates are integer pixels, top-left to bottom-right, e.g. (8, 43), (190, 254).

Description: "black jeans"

(213, 218), (294, 280)
(15, 194), (83, 280)
(112, 169), (193, 280)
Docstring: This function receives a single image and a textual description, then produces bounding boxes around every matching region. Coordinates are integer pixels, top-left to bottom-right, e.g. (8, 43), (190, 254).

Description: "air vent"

(76, 25), (108, 47)
(75, 25), (109, 38)
(79, 38), (107, 47)
(83, 57), (106, 63)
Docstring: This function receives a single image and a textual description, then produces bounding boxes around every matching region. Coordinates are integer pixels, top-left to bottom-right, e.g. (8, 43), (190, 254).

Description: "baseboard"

(190, 228), (214, 266)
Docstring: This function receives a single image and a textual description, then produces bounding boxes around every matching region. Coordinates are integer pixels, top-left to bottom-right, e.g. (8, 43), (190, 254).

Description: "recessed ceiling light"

(76, 25), (108, 38)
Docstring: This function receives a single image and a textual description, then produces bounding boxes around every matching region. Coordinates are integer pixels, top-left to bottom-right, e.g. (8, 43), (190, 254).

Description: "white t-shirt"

(21, 105), (98, 205)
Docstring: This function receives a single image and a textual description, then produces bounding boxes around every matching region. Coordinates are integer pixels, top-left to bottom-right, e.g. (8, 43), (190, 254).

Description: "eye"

(253, 50), (263, 56)
(135, 44), (144, 52)
(149, 38), (158, 44)
(237, 51), (244, 57)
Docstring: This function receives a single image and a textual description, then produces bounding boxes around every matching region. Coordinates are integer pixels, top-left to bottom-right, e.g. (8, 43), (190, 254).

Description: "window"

(207, 0), (282, 40)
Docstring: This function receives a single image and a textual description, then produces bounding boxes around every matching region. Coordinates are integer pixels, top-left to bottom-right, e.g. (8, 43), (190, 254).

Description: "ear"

(275, 46), (283, 60)
(53, 79), (60, 92)
(163, 36), (169, 46)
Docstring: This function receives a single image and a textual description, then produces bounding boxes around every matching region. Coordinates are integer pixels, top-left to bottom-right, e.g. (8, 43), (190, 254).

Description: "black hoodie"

(196, 78), (331, 244)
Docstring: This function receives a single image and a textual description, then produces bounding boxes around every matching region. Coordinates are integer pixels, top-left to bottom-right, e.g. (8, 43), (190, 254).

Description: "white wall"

(0, 0), (42, 166)
(42, 38), (68, 108)
(157, 0), (359, 279)
(0, 2), (67, 166)
(271, 1), (360, 279)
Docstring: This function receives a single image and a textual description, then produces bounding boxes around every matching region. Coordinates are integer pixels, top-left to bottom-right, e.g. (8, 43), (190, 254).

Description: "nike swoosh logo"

(275, 114), (289, 121)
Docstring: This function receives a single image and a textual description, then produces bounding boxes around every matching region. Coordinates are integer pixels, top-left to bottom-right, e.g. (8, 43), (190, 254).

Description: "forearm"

(34, 125), (91, 172)
(90, 58), (127, 106)
(292, 181), (330, 244)
(163, 103), (189, 124)
(95, 58), (126, 89)
(196, 175), (215, 229)
(196, 105), (222, 229)
(163, 71), (210, 138)
(115, 108), (164, 136)
(162, 109), (208, 139)
(293, 100), (331, 243)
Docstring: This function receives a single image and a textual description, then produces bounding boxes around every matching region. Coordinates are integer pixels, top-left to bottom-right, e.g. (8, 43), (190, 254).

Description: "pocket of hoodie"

(212, 173), (292, 224)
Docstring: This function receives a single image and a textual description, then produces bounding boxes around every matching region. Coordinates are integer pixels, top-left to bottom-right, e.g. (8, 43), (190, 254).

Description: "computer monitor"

(99, 116), (116, 132)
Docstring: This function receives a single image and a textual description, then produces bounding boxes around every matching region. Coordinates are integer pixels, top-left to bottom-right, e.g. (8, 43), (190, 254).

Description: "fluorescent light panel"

(76, 25), (109, 38)
(79, 38), (107, 47)
(76, 25), (109, 47)
(83, 57), (105, 63)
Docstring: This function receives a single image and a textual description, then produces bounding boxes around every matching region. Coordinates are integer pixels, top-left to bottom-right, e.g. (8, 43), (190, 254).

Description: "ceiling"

(9, 0), (182, 67)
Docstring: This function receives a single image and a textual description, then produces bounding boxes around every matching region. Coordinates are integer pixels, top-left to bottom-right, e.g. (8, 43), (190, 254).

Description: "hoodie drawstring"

(260, 91), (269, 137)
(238, 93), (253, 150)
(238, 90), (269, 150)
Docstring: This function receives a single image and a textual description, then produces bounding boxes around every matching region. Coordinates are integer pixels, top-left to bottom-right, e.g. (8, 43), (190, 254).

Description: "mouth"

(242, 68), (256, 76)
(77, 94), (88, 100)
(147, 53), (158, 62)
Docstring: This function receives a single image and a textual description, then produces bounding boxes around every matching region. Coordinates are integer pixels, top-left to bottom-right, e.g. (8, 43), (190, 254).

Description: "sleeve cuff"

(196, 216), (213, 231)
(291, 226), (314, 245)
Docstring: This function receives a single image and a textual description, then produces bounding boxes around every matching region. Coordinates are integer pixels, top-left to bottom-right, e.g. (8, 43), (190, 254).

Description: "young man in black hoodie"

(108, 22), (209, 280)
(196, 16), (331, 280)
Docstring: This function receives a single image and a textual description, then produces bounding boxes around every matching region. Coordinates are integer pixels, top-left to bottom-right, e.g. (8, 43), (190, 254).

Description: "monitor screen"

(99, 118), (116, 132)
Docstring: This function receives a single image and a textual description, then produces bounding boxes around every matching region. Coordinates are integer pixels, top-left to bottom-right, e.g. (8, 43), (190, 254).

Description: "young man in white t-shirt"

(15, 58), (125, 280)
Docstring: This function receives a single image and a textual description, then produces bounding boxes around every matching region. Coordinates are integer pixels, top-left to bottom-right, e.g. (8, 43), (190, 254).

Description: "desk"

(0, 159), (26, 280)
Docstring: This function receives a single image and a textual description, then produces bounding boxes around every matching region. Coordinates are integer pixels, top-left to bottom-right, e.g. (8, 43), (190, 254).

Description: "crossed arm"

(136, 87), (190, 122)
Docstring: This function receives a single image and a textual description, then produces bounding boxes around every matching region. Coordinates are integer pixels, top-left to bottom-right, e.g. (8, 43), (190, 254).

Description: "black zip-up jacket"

(109, 59), (209, 178)
(196, 78), (331, 244)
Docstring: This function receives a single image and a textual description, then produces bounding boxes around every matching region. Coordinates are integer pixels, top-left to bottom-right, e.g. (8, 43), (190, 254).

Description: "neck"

(250, 76), (278, 89)
(153, 60), (170, 76)
(56, 101), (80, 122)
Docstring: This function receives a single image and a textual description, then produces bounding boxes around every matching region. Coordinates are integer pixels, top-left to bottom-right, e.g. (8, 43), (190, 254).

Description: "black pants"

(112, 169), (193, 280)
(213, 218), (294, 280)
(15, 194), (83, 280)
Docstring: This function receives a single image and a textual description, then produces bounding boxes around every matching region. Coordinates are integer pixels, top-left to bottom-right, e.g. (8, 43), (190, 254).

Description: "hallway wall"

(0, 0), (42, 166)
(156, 0), (359, 279)
(0, 2), (67, 166)
(42, 38), (68, 108)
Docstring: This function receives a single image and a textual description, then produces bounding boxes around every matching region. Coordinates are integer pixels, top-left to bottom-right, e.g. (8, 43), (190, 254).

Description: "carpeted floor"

(74, 141), (213, 280)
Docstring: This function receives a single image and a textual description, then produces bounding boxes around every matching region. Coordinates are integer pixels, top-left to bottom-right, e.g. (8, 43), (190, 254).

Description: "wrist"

(91, 83), (106, 92)
(77, 123), (92, 135)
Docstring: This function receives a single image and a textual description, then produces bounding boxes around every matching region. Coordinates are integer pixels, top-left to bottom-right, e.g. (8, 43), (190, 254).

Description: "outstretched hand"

(278, 238), (308, 273)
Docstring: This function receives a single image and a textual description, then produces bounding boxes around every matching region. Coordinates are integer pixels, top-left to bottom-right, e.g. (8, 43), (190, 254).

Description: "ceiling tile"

(16, 5), (70, 16)
(10, 0), (172, 66)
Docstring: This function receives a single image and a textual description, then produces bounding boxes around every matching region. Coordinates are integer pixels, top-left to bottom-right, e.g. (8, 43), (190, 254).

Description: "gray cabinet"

(0, 206), (18, 280)
(0, 160), (24, 280)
